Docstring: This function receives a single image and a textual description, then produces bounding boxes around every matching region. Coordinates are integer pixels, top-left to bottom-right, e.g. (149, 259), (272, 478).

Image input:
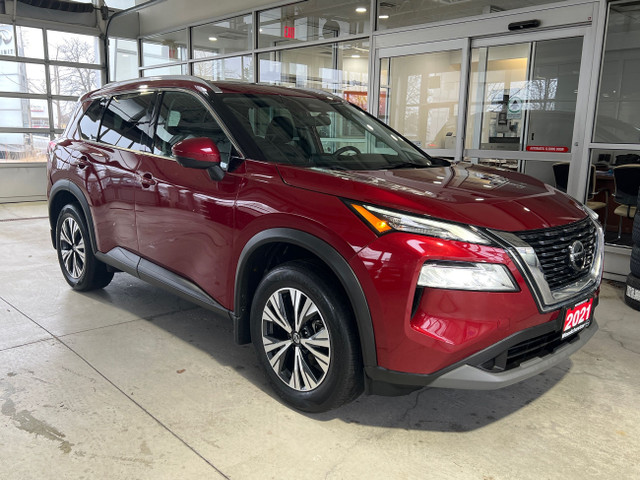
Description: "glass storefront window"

(16, 26), (44, 59)
(258, 41), (369, 102)
(0, 24), (44, 58)
(0, 61), (46, 94)
(142, 30), (187, 67)
(52, 100), (78, 130)
(594, 1), (640, 144)
(258, 0), (370, 49)
(0, 97), (49, 129)
(48, 31), (101, 64)
(193, 56), (253, 82)
(384, 50), (462, 150)
(142, 64), (188, 77)
(49, 65), (101, 97)
(0, 133), (50, 163)
(193, 15), (252, 59)
(377, 0), (561, 31)
(109, 38), (138, 81)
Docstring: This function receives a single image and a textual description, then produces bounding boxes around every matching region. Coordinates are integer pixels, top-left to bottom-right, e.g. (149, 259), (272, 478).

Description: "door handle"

(140, 173), (157, 187)
(74, 155), (90, 169)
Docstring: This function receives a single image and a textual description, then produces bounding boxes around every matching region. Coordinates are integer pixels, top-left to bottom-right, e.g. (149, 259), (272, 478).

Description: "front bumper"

(365, 316), (598, 395)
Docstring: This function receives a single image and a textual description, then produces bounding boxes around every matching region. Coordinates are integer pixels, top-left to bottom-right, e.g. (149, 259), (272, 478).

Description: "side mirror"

(172, 137), (225, 181)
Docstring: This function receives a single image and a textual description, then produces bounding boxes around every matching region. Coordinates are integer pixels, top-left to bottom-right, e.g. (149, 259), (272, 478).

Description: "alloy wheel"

(261, 287), (331, 391)
(59, 217), (86, 279)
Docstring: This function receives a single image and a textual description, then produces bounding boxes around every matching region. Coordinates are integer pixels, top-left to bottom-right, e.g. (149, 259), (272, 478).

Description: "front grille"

(481, 330), (566, 372)
(514, 217), (597, 290)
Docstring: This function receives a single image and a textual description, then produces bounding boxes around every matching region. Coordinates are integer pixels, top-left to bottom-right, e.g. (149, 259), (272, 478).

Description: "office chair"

(612, 165), (640, 241)
(553, 162), (608, 227)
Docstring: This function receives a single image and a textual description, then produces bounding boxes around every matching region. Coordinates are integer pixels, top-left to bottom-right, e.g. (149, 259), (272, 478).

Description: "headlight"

(350, 203), (492, 245)
(418, 261), (519, 291)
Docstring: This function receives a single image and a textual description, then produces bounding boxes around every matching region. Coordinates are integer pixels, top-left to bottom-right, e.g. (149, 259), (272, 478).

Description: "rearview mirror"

(172, 137), (225, 181)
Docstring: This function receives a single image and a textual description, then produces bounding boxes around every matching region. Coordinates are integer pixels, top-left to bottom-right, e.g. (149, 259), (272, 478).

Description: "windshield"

(211, 93), (445, 171)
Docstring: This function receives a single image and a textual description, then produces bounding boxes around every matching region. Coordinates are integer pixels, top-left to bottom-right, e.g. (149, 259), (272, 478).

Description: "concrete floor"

(1, 202), (639, 480)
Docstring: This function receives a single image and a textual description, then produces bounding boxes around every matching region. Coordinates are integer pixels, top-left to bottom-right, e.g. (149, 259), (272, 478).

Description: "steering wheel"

(334, 146), (361, 156)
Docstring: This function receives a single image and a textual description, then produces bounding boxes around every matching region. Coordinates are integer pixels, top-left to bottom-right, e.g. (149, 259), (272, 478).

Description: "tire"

(624, 273), (640, 311)
(250, 260), (363, 412)
(56, 203), (114, 291)
(631, 245), (640, 278)
(633, 211), (640, 246)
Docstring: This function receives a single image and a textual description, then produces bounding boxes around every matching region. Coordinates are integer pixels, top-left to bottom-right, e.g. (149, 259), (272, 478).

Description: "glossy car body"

(47, 76), (604, 410)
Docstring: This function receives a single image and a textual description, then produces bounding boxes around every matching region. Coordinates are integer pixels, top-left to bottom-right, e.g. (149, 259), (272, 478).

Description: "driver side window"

(153, 91), (231, 162)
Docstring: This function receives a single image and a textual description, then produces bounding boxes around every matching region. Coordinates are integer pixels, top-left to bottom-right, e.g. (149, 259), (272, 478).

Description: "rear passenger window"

(98, 92), (157, 152)
(78, 99), (105, 141)
(153, 91), (231, 162)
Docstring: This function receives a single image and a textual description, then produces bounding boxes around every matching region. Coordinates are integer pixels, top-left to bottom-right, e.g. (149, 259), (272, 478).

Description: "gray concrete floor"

(1, 201), (639, 480)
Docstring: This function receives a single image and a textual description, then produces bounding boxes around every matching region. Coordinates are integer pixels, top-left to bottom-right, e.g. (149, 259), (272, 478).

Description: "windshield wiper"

(385, 162), (431, 170)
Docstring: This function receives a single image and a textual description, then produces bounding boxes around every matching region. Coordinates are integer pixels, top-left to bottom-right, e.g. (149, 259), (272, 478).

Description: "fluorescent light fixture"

(379, 14), (389, 19)
(356, 7), (367, 13)
(209, 36), (218, 42)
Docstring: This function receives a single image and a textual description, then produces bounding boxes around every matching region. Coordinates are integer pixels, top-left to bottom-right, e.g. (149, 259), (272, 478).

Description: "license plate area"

(561, 297), (594, 339)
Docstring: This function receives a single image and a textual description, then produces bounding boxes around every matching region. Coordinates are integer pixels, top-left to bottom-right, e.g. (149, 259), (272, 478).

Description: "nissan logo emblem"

(569, 240), (588, 272)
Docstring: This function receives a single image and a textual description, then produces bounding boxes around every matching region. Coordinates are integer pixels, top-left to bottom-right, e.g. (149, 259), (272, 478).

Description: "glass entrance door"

(377, 27), (594, 195)
(466, 35), (585, 186)
(378, 39), (467, 159)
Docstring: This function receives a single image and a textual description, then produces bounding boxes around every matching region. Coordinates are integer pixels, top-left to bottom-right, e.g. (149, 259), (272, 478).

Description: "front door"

(134, 90), (240, 307)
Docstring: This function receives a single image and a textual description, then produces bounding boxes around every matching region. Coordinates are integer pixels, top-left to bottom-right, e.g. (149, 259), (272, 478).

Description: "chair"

(612, 165), (640, 240)
(553, 162), (609, 227)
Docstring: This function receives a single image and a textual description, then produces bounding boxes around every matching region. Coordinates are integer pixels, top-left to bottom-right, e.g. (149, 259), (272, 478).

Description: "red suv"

(47, 76), (604, 412)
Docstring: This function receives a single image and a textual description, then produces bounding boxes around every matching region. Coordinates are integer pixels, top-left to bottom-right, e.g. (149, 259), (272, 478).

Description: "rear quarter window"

(98, 92), (157, 152)
(78, 99), (105, 141)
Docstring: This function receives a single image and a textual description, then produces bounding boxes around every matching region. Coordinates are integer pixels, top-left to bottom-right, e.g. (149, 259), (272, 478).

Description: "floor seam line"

(1, 297), (231, 479)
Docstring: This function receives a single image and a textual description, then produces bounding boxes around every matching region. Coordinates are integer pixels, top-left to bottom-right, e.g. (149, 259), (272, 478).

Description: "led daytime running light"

(351, 203), (491, 245)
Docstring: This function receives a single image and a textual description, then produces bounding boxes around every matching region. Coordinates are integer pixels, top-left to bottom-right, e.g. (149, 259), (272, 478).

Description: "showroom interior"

(0, 0), (639, 478)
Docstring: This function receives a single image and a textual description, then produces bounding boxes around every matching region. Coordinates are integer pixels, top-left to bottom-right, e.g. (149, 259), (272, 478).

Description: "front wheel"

(56, 203), (113, 291)
(250, 261), (363, 412)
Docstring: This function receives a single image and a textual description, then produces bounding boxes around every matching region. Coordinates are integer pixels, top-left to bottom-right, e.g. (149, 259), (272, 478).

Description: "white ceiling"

(138, 0), (276, 36)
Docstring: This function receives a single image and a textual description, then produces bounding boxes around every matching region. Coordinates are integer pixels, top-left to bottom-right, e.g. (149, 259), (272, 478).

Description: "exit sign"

(284, 26), (295, 38)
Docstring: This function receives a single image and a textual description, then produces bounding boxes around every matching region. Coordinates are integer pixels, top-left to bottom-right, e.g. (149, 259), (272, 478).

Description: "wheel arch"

(234, 228), (377, 368)
(49, 180), (98, 252)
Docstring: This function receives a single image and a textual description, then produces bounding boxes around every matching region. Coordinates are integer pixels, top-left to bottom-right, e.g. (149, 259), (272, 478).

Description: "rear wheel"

(56, 204), (113, 291)
(250, 261), (363, 412)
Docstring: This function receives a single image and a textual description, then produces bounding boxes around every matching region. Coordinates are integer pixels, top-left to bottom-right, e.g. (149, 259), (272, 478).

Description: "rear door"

(89, 91), (156, 253)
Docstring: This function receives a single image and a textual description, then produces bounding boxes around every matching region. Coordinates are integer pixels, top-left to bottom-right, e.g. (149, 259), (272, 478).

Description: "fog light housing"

(418, 261), (518, 291)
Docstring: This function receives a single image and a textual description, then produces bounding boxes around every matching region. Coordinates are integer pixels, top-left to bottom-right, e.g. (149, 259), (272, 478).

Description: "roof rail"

(102, 75), (222, 93)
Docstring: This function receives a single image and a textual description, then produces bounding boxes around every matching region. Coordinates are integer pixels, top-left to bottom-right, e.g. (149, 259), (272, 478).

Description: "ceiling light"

(209, 36), (218, 42)
(356, 7), (367, 13)
(351, 54), (361, 58)
(379, 14), (389, 19)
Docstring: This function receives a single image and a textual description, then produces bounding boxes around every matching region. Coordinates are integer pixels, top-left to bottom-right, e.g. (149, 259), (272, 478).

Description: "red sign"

(526, 146), (569, 153)
(562, 297), (593, 339)
(284, 26), (295, 39)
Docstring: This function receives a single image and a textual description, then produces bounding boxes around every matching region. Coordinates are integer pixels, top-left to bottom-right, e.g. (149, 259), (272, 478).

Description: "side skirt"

(95, 247), (232, 319)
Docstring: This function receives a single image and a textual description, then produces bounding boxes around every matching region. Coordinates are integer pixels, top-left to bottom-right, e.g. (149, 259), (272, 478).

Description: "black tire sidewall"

(250, 262), (362, 412)
(56, 204), (104, 291)
(631, 245), (640, 278)
(625, 273), (640, 311)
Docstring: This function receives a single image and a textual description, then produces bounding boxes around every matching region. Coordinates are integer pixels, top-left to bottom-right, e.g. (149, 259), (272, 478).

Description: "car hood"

(277, 163), (587, 232)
